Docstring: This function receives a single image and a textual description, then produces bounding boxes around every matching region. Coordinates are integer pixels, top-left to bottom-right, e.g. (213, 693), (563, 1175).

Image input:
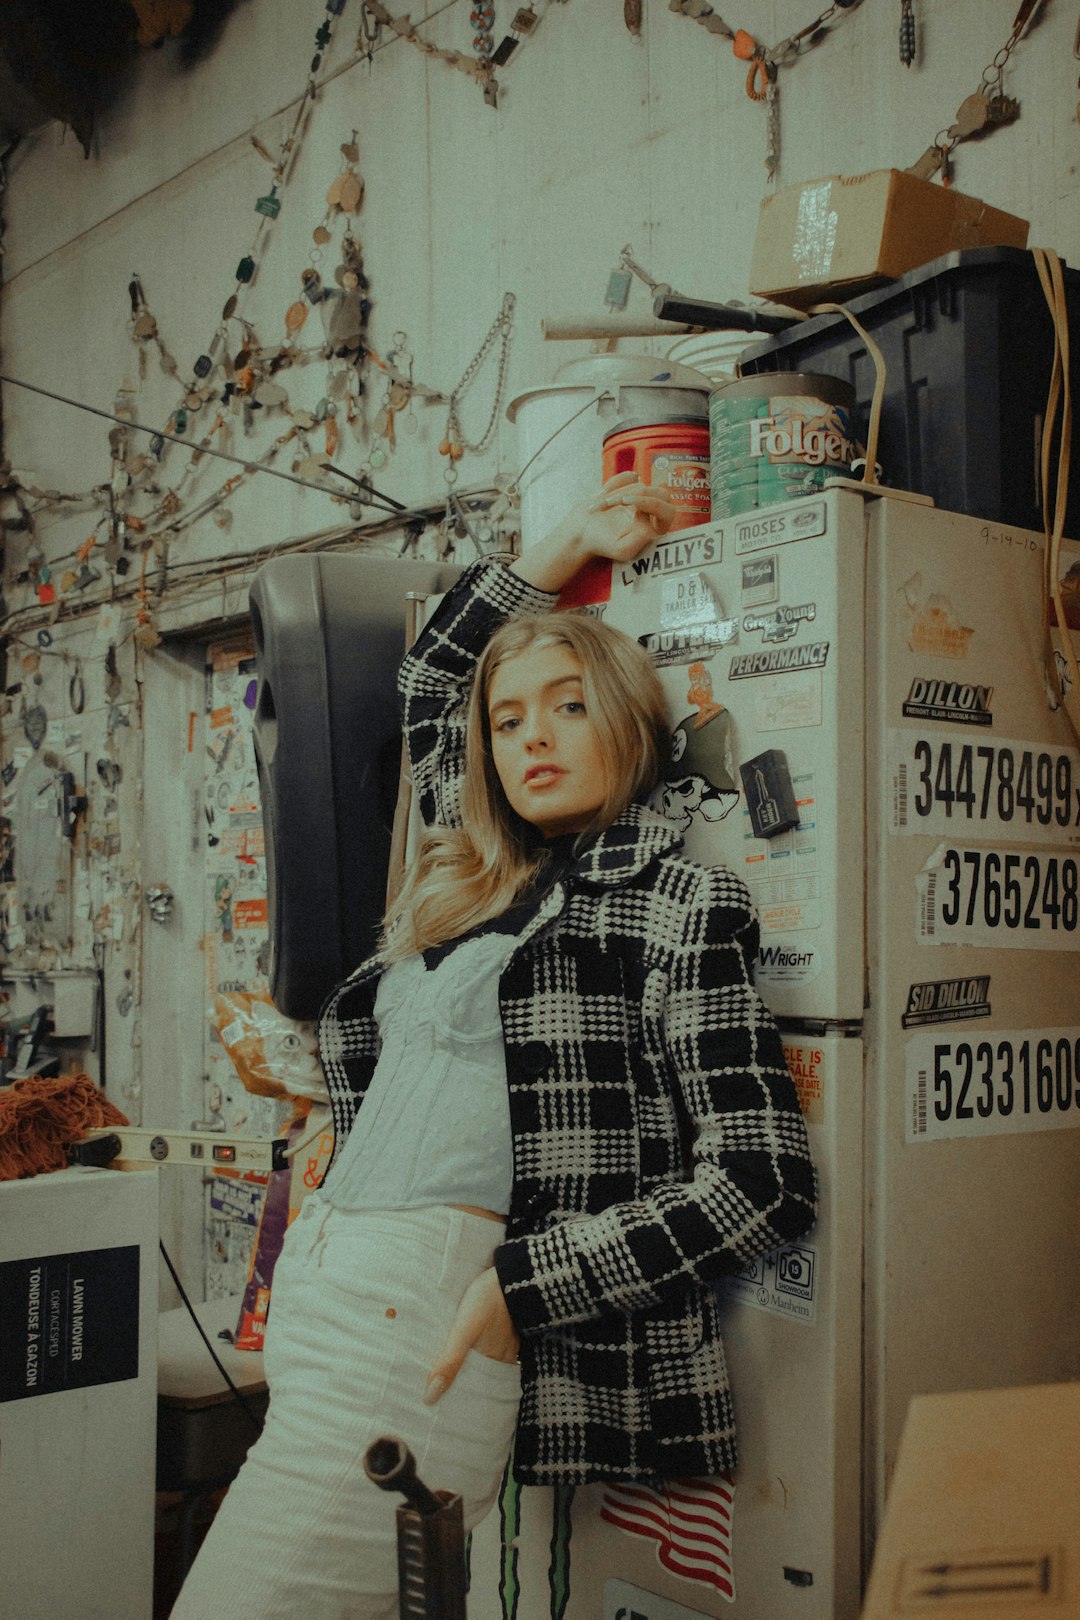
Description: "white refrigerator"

(593, 487), (1080, 1619)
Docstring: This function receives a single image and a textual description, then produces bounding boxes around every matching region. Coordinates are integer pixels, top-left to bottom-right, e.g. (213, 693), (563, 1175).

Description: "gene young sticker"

(889, 730), (1080, 846)
(907, 1028), (1080, 1142)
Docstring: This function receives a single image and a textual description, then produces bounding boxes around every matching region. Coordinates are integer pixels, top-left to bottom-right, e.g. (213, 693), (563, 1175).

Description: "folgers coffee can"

(602, 416), (711, 530)
(709, 373), (857, 519)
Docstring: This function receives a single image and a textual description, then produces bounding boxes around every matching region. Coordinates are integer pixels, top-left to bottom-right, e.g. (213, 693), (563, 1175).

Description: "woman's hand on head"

(564, 472), (677, 563)
(423, 1266), (519, 1405)
(511, 472), (677, 593)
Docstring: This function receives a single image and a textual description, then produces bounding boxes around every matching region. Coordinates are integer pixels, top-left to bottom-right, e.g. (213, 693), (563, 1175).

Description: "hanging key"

(986, 93), (1020, 125)
(906, 144), (944, 181)
(946, 91), (990, 141)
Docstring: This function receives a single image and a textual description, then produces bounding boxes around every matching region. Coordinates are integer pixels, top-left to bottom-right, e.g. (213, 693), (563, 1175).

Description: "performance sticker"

(725, 1240), (817, 1323)
(639, 621), (739, 668)
(616, 527), (721, 587)
(729, 640), (829, 680)
(0, 1246), (140, 1402)
(784, 1040), (825, 1123)
(916, 843), (1080, 951)
(742, 602), (817, 644)
(902, 976), (992, 1029)
(741, 554), (778, 607)
(906, 1027), (1080, 1143)
(888, 730), (1080, 846)
(732, 498), (827, 555)
(902, 677), (993, 728)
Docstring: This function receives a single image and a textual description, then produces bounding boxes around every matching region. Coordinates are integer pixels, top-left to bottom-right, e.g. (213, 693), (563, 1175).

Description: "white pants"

(170, 1201), (522, 1620)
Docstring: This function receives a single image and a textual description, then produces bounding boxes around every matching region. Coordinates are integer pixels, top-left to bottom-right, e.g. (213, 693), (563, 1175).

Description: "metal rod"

(652, 291), (799, 335)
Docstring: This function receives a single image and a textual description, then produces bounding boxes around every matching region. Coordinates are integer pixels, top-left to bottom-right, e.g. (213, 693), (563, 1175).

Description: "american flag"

(600, 1476), (736, 1601)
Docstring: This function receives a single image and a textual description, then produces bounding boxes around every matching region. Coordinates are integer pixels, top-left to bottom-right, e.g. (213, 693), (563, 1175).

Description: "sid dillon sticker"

(902, 976), (992, 1028)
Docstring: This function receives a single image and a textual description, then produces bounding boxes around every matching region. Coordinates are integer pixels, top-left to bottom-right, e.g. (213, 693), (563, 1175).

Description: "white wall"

(2, 3), (1077, 1614)
(1, 0), (1074, 1238)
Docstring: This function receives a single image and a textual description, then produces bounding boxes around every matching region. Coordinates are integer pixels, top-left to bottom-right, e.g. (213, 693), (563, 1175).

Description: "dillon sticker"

(729, 641), (829, 679)
(639, 621), (739, 668)
(903, 677), (993, 727)
(743, 602), (817, 644)
(755, 940), (822, 986)
(902, 976), (992, 1029)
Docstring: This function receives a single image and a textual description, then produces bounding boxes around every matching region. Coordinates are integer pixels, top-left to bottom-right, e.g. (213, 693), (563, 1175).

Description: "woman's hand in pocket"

(423, 1268), (519, 1404)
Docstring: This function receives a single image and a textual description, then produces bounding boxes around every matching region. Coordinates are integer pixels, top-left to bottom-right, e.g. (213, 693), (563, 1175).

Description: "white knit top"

(319, 931), (514, 1215)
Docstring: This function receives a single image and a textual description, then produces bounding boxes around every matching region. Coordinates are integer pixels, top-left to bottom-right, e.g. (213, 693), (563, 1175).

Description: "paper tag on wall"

(94, 603), (122, 653)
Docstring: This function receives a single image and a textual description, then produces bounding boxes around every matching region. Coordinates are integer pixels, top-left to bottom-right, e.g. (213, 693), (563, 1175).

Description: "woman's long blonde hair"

(381, 610), (671, 960)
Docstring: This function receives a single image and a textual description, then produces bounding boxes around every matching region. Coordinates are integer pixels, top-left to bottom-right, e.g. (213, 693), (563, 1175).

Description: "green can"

(709, 372), (857, 520)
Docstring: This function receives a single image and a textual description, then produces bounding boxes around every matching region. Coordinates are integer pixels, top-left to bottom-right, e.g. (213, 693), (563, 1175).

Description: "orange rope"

(0, 1071), (128, 1180)
(745, 56), (769, 100)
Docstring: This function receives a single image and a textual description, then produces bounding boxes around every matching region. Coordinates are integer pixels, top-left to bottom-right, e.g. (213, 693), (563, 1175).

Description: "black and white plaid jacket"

(317, 559), (817, 1486)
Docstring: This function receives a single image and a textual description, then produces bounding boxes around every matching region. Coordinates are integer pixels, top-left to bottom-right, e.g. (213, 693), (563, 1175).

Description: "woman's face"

(486, 641), (609, 838)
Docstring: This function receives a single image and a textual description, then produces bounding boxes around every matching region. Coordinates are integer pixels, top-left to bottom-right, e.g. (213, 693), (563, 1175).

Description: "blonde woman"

(171, 473), (817, 1620)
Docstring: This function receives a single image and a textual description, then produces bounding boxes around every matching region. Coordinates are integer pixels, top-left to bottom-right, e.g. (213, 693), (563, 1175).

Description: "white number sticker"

(906, 1028), (1080, 1142)
(889, 730), (1080, 846)
(916, 843), (1080, 950)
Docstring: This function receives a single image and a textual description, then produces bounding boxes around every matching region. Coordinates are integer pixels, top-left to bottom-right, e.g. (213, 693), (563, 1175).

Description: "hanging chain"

(915, 0), (1044, 178)
(768, 1), (862, 68)
(978, 0), (1042, 100)
(445, 292), (516, 458)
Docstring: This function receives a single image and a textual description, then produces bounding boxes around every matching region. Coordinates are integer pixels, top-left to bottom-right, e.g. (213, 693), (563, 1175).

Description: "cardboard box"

(0, 1167), (159, 1620)
(750, 169), (1029, 309)
(861, 1382), (1080, 1620)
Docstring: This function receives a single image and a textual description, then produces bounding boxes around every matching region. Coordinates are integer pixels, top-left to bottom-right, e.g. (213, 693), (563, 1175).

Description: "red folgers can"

(601, 416), (711, 530)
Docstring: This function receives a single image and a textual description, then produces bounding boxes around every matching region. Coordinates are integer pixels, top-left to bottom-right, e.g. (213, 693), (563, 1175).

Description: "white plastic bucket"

(507, 356), (711, 548)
